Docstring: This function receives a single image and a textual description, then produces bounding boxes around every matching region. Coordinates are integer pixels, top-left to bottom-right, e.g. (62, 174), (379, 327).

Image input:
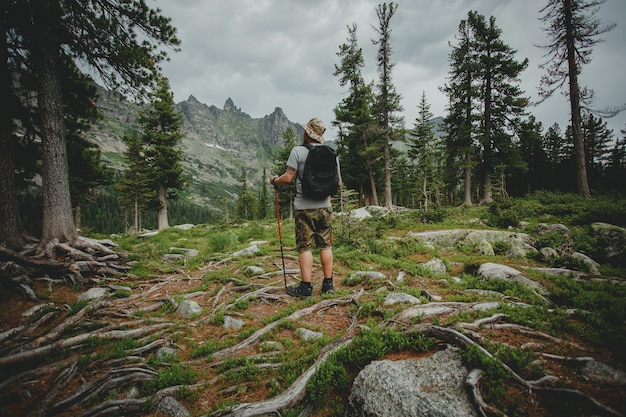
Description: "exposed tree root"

(0, 322), (173, 367)
(411, 324), (623, 417)
(1, 237), (129, 300)
(210, 291), (362, 360)
(466, 369), (508, 417)
(210, 337), (354, 417)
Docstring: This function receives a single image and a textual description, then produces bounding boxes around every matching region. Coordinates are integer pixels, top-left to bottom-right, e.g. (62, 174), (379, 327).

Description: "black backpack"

(300, 144), (339, 199)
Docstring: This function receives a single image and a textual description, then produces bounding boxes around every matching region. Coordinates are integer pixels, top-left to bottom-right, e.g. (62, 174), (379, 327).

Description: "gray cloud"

(158, 0), (626, 138)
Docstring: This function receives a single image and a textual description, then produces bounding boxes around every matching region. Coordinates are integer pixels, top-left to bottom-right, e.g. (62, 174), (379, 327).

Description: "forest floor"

(1, 221), (625, 417)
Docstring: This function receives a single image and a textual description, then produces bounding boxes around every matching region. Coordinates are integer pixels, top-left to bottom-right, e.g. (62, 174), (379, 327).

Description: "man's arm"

(270, 166), (297, 186)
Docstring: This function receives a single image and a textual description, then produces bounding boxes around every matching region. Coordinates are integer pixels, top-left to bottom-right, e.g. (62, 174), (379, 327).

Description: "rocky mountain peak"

(224, 97), (237, 112)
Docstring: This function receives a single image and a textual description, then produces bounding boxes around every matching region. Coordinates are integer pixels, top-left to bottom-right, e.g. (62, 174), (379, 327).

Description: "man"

(270, 117), (339, 298)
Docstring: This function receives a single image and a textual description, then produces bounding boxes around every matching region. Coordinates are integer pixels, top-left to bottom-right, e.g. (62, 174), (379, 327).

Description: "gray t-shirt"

(287, 144), (339, 211)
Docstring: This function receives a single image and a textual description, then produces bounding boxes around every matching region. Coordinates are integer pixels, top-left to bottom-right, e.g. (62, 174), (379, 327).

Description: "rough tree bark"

(157, 184), (169, 230)
(32, 9), (78, 251)
(564, 0), (591, 198)
(0, 21), (25, 251)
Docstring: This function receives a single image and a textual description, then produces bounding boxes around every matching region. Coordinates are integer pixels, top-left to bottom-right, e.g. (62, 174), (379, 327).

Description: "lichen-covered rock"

(477, 262), (547, 294)
(383, 292), (421, 306)
(345, 271), (387, 286)
(591, 222), (626, 265)
(224, 315), (245, 330)
(177, 299), (202, 318)
(78, 287), (109, 302)
(408, 229), (535, 258)
(347, 345), (477, 417)
(156, 396), (191, 417)
(420, 257), (447, 275)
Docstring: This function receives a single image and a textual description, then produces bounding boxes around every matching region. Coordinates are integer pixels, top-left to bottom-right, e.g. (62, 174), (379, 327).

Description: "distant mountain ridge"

(91, 86), (303, 207)
(90, 86), (445, 210)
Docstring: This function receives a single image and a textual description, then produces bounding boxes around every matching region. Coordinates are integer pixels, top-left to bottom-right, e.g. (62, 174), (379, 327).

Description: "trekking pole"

(274, 185), (288, 292)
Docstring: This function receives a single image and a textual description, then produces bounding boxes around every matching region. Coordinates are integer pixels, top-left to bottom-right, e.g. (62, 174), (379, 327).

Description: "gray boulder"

(156, 347), (177, 361)
(398, 303), (456, 320)
(156, 395), (191, 417)
(177, 299), (202, 318)
(173, 224), (195, 230)
(476, 239), (495, 256)
(407, 229), (535, 258)
(536, 223), (569, 234)
(232, 245), (260, 258)
(540, 247), (559, 261)
(383, 292), (421, 306)
(224, 315), (245, 330)
(477, 262), (546, 294)
(345, 271), (387, 286)
(296, 328), (323, 341)
(245, 265), (264, 276)
(581, 360), (626, 386)
(347, 345), (477, 417)
(78, 287), (109, 302)
(162, 253), (185, 261)
(168, 247), (199, 258)
(420, 257), (447, 275)
(591, 222), (626, 264)
(571, 252), (600, 274)
(407, 229), (469, 248)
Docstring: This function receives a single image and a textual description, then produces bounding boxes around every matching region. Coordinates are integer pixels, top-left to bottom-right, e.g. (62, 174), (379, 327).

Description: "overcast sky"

(156, 0), (626, 142)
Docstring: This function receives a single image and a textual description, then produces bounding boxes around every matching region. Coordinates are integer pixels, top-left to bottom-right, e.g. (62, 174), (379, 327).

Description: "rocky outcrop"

(347, 345), (477, 417)
(407, 229), (536, 258)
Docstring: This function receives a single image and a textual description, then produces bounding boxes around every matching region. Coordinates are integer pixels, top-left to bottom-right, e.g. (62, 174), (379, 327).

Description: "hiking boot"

(321, 278), (334, 294)
(286, 283), (313, 298)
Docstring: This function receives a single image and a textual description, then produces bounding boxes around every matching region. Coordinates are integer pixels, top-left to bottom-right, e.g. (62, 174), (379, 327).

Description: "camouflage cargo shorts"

(295, 207), (333, 253)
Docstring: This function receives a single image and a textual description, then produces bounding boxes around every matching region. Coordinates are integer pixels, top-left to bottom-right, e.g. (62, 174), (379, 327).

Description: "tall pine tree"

(119, 132), (154, 233)
(537, 0), (617, 198)
(372, 2), (404, 208)
(442, 17), (480, 206)
(137, 76), (184, 230)
(0, 0), (179, 254)
(408, 92), (440, 214)
(333, 24), (378, 206)
(469, 11), (528, 202)
(581, 113), (613, 189)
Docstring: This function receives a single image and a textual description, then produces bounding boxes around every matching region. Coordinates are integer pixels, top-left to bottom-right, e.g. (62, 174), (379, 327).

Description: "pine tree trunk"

(0, 31), (24, 250)
(565, 0), (591, 198)
(75, 204), (81, 231)
(367, 164), (379, 207)
(482, 64), (494, 204)
(463, 152), (473, 206)
(422, 176), (429, 214)
(157, 184), (169, 230)
(0, 129), (24, 250)
(35, 32), (77, 249)
(383, 134), (392, 208)
(134, 196), (139, 233)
